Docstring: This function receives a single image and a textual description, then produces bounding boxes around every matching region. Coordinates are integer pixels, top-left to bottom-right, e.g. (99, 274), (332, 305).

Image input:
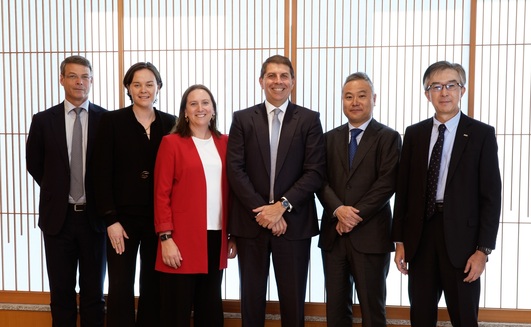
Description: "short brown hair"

(259, 55), (295, 79)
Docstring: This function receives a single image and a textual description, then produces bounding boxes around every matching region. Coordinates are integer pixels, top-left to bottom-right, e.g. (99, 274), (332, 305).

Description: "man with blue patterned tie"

(318, 72), (402, 326)
(392, 61), (502, 326)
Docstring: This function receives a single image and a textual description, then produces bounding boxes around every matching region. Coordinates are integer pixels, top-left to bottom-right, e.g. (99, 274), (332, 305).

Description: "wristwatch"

(160, 234), (172, 241)
(280, 197), (292, 212)
(477, 246), (492, 255)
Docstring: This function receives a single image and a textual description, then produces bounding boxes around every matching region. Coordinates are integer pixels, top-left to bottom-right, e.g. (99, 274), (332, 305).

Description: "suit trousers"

(322, 235), (389, 327)
(160, 230), (224, 327)
(105, 215), (160, 327)
(236, 229), (311, 327)
(408, 211), (481, 327)
(43, 208), (106, 327)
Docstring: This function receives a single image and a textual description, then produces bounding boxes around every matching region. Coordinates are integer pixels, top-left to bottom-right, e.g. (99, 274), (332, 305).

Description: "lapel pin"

(463, 134), (469, 137)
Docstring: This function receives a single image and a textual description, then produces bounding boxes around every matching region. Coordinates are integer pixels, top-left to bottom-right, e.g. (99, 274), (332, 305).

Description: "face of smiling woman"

(127, 68), (159, 110)
(185, 89), (215, 133)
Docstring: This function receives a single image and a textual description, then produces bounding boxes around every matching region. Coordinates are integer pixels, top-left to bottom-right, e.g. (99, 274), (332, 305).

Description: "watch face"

(282, 200), (289, 208)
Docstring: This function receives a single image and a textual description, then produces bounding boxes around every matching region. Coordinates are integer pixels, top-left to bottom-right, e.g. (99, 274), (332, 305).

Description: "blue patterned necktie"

(349, 128), (363, 168)
(425, 124), (446, 219)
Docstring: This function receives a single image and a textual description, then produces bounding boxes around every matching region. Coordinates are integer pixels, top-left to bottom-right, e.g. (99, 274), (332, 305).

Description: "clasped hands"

(253, 202), (287, 236)
(335, 205), (363, 235)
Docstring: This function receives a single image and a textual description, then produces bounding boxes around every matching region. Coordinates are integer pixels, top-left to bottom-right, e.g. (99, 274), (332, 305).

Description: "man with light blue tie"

(318, 72), (402, 326)
(227, 55), (325, 327)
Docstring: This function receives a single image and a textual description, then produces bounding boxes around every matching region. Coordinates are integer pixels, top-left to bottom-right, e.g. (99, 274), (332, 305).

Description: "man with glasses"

(392, 61), (502, 326)
(27, 55), (107, 326)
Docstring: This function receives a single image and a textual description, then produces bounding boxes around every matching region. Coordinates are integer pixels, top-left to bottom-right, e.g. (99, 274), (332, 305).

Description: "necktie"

(70, 107), (84, 203)
(348, 128), (363, 168)
(269, 108), (281, 202)
(425, 124), (446, 219)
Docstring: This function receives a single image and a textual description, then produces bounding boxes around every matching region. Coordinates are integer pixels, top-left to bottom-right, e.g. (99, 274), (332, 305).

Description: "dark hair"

(259, 55), (295, 79)
(422, 61), (467, 91)
(343, 72), (375, 94)
(123, 62), (163, 102)
(172, 84), (221, 138)
(60, 55), (92, 75)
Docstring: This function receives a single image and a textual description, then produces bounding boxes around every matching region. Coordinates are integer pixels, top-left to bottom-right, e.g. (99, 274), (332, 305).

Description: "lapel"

(275, 102), (299, 179)
(446, 113), (471, 185)
(51, 102), (70, 169)
(418, 118), (435, 192)
(333, 124), (350, 173)
(86, 102), (101, 164)
(349, 119), (381, 177)
(251, 103), (273, 176)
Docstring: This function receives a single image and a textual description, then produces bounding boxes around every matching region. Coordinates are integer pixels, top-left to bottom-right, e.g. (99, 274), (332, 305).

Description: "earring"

(185, 116), (189, 123)
(211, 113), (215, 121)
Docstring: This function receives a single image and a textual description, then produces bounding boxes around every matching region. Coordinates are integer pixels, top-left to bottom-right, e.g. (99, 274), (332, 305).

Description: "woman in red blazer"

(154, 84), (237, 326)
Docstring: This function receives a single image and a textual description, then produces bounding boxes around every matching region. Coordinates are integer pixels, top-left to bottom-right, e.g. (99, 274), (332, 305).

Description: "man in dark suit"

(318, 72), (402, 327)
(227, 54), (325, 327)
(26, 55), (107, 327)
(392, 61), (502, 327)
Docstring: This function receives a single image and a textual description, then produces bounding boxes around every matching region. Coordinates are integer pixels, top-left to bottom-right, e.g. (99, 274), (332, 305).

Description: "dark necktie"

(425, 124), (446, 219)
(269, 108), (281, 202)
(70, 107), (84, 203)
(349, 128), (363, 168)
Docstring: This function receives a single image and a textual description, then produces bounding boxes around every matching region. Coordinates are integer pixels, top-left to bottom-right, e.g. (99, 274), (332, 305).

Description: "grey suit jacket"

(318, 119), (402, 253)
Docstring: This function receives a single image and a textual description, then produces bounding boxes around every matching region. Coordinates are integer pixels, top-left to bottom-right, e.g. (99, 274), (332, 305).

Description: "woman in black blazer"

(92, 62), (176, 327)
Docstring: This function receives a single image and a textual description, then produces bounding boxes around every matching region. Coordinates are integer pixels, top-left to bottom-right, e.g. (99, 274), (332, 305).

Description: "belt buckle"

(73, 204), (84, 212)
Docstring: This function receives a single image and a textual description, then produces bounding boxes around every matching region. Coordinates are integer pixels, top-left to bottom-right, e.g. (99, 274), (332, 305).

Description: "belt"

(68, 203), (86, 212)
(435, 203), (444, 213)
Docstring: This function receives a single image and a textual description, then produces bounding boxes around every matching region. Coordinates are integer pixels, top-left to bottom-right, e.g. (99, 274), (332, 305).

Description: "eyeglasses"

(426, 83), (463, 92)
(64, 74), (92, 81)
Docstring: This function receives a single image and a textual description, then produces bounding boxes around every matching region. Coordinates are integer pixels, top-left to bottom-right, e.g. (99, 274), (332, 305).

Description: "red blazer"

(154, 133), (229, 274)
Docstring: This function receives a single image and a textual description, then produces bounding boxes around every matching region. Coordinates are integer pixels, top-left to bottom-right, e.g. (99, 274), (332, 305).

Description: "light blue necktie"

(269, 109), (281, 202)
(349, 128), (363, 169)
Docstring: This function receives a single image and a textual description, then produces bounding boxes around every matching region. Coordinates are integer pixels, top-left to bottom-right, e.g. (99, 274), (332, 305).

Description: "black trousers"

(236, 229), (311, 327)
(160, 230), (224, 327)
(322, 235), (390, 327)
(105, 215), (160, 327)
(43, 208), (106, 327)
(408, 211), (481, 327)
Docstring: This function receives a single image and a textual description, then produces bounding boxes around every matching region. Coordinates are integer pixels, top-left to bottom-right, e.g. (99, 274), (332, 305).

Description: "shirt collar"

(348, 118), (372, 132)
(433, 111), (461, 133)
(265, 100), (289, 115)
(64, 99), (90, 114)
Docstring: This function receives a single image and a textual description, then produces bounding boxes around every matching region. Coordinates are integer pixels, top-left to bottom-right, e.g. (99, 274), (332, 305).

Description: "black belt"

(68, 203), (86, 212)
(435, 203), (444, 213)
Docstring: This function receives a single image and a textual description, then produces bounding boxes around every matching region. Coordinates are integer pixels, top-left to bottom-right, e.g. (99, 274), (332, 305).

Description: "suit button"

(140, 171), (150, 179)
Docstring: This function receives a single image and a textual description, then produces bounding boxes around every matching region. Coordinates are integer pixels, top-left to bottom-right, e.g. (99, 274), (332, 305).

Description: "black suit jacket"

(392, 113), (502, 268)
(227, 102), (326, 240)
(318, 119), (401, 253)
(26, 102), (107, 235)
(92, 106), (176, 225)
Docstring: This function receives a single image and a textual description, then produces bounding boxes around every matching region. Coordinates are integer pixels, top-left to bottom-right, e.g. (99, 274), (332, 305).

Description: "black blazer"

(227, 102), (326, 240)
(392, 113), (502, 268)
(92, 106), (176, 226)
(26, 102), (107, 235)
(318, 119), (402, 253)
